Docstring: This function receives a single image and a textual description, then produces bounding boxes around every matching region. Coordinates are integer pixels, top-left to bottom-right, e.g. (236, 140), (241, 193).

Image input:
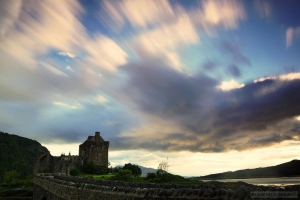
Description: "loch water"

(202, 177), (300, 186)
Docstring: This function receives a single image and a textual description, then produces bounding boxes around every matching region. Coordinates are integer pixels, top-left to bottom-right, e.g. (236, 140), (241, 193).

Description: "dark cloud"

(284, 65), (297, 73)
(115, 59), (300, 152)
(202, 61), (218, 71)
(220, 40), (251, 66)
(271, 0), (300, 27)
(120, 58), (217, 119)
(227, 65), (241, 77)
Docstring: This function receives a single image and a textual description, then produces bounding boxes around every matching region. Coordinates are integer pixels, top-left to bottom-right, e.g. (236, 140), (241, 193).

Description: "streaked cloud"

(0, 0), (85, 69)
(0, 0), (22, 36)
(58, 51), (76, 58)
(279, 72), (300, 81)
(53, 101), (80, 109)
(220, 40), (251, 66)
(1, 0), (300, 176)
(66, 65), (73, 71)
(254, 0), (272, 18)
(96, 95), (108, 104)
(217, 79), (245, 91)
(286, 27), (300, 48)
(192, 0), (246, 35)
(101, 0), (174, 30)
(85, 35), (128, 72)
(41, 62), (68, 77)
(133, 12), (199, 71)
(254, 73), (300, 83)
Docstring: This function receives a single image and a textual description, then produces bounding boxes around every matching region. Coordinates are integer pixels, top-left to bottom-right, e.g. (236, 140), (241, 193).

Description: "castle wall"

(35, 154), (82, 174)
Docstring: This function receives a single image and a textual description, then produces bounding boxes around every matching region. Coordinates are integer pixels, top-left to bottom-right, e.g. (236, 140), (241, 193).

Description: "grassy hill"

(0, 131), (49, 181)
(198, 160), (300, 179)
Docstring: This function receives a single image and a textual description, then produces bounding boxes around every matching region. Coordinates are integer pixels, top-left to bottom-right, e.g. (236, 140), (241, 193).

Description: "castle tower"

(79, 132), (109, 173)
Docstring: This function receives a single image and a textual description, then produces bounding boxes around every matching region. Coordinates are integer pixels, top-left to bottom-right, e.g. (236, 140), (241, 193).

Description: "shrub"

(3, 170), (19, 183)
(70, 169), (80, 176)
(146, 172), (157, 180)
(123, 163), (142, 177)
(113, 169), (133, 181)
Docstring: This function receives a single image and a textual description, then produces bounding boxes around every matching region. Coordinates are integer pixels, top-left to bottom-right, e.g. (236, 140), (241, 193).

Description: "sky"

(1, 0), (300, 176)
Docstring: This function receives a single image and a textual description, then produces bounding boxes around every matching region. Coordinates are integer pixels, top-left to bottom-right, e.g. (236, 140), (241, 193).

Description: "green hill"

(0, 131), (49, 181)
(198, 160), (300, 179)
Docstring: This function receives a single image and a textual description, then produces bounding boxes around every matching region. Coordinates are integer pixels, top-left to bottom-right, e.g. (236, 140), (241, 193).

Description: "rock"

(198, 188), (205, 197)
(203, 188), (213, 197)
(210, 188), (218, 198)
(217, 188), (227, 196)
(227, 189), (235, 198)
(167, 188), (175, 196)
(172, 189), (180, 197)
(185, 189), (193, 196)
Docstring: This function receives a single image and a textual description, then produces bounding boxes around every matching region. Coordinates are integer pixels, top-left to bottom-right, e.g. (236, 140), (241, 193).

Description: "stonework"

(34, 132), (109, 174)
(33, 173), (265, 200)
(79, 131), (109, 167)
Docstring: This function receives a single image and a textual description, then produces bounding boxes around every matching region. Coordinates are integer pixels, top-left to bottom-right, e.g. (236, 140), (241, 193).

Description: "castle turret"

(95, 131), (100, 144)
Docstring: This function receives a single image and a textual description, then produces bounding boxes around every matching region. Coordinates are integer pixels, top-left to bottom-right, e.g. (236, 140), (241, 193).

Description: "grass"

(79, 173), (115, 180)
(78, 172), (201, 185)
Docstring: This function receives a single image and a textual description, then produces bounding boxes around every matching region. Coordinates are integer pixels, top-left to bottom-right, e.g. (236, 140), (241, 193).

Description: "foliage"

(92, 174), (114, 180)
(146, 172), (157, 180)
(156, 169), (166, 176)
(112, 166), (122, 174)
(79, 173), (114, 180)
(1, 175), (33, 189)
(70, 169), (80, 176)
(0, 131), (49, 181)
(122, 163), (142, 177)
(82, 161), (95, 174)
(146, 172), (187, 183)
(83, 161), (95, 174)
(3, 170), (19, 183)
(158, 162), (169, 172)
(112, 169), (133, 181)
(82, 161), (109, 175)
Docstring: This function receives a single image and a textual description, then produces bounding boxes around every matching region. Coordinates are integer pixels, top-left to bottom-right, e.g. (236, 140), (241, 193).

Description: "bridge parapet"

(33, 173), (255, 199)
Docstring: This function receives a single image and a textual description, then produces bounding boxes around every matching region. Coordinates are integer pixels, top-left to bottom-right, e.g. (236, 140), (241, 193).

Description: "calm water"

(202, 177), (300, 186)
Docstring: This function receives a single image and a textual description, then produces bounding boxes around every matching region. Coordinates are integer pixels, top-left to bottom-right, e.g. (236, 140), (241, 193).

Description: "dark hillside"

(198, 159), (300, 179)
(0, 131), (49, 180)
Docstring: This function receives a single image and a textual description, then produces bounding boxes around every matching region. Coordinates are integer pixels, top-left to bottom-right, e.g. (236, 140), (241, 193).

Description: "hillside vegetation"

(0, 131), (49, 181)
(198, 160), (300, 179)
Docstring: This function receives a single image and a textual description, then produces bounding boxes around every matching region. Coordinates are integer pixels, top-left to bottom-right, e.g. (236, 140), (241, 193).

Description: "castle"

(34, 132), (109, 174)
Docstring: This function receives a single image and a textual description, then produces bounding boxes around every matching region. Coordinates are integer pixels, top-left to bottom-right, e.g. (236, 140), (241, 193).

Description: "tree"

(114, 169), (133, 180)
(158, 162), (169, 173)
(146, 172), (156, 180)
(113, 166), (122, 174)
(123, 163), (142, 177)
(70, 169), (79, 176)
(83, 161), (95, 174)
(156, 169), (165, 177)
(3, 170), (19, 183)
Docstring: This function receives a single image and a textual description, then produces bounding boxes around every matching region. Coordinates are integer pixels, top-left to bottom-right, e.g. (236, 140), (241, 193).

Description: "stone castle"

(34, 132), (109, 174)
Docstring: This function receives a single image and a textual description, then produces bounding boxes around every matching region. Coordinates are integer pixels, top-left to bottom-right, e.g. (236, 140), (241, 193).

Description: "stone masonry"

(79, 131), (109, 167)
(34, 132), (109, 174)
(33, 173), (297, 200)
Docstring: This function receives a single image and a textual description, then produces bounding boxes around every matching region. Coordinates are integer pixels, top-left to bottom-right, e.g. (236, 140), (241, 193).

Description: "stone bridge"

(33, 174), (260, 200)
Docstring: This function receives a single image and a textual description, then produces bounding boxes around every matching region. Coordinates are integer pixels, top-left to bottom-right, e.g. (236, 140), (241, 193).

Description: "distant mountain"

(139, 166), (157, 177)
(0, 131), (49, 180)
(197, 160), (300, 179)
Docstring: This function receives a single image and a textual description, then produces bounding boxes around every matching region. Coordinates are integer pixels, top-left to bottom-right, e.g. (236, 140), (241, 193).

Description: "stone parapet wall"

(33, 174), (291, 200)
